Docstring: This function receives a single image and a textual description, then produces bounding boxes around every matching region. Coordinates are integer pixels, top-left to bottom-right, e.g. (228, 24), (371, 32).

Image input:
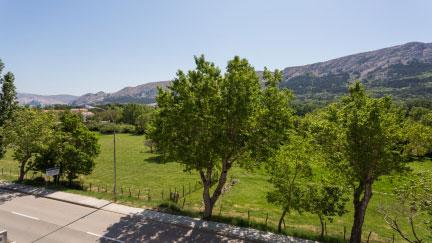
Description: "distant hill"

(280, 41), (432, 101)
(17, 93), (78, 106)
(71, 81), (169, 105)
(20, 41), (432, 106)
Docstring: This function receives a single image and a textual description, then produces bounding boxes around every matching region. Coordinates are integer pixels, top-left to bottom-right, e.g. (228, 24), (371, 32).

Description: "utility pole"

(86, 105), (117, 201)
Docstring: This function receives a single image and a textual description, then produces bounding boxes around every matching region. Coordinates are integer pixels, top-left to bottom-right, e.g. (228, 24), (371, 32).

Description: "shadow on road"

(101, 213), (244, 243)
(0, 188), (28, 205)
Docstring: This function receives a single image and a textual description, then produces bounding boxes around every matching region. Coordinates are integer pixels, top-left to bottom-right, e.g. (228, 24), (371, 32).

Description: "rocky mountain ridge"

(18, 41), (432, 105)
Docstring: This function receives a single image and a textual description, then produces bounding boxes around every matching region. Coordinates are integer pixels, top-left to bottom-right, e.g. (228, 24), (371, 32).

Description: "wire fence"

(0, 167), (204, 203)
(0, 167), (423, 242)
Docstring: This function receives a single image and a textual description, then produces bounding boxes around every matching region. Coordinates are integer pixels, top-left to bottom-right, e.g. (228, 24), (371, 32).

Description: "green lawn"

(1, 133), (431, 242)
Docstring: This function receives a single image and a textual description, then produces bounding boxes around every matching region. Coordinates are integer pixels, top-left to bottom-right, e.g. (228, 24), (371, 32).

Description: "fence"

(0, 167), (204, 203)
(0, 168), (414, 242)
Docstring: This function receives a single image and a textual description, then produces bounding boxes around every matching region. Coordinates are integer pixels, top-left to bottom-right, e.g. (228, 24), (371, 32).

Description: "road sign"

(46, 168), (60, 177)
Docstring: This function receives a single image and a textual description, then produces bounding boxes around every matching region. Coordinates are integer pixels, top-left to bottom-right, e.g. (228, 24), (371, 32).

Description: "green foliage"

(0, 59), (18, 158)
(122, 103), (148, 125)
(35, 112), (100, 183)
(302, 184), (349, 238)
(250, 68), (294, 164)
(152, 55), (293, 219)
(379, 171), (432, 243)
(87, 121), (135, 134)
(88, 104), (155, 134)
(402, 121), (432, 158)
(91, 105), (123, 123)
(134, 111), (154, 135)
(307, 81), (407, 242)
(266, 134), (314, 232)
(1, 108), (55, 181)
(0, 133), (430, 241)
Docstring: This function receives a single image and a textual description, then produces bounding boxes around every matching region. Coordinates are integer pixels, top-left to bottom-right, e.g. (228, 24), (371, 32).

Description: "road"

(0, 189), (244, 243)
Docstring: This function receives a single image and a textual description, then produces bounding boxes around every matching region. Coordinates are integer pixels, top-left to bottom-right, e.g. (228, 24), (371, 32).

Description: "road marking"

(11, 211), (40, 221)
(86, 232), (124, 243)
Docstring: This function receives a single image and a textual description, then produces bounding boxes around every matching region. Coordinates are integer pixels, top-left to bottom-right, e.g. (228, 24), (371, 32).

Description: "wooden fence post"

(367, 232), (372, 243)
(147, 189), (151, 201)
(128, 188), (131, 197)
(324, 221), (327, 236)
(265, 213), (269, 229)
(162, 190), (164, 200)
(343, 226), (346, 241)
(138, 189), (141, 199)
(182, 185), (185, 197)
(247, 211), (250, 227)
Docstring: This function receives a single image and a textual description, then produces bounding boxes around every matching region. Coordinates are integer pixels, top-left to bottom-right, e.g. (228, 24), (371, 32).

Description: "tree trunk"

(202, 182), (214, 220)
(277, 207), (288, 233)
(200, 160), (231, 220)
(18, 162), (26, 183)
(319, 215), (325, 239)
(350, 180), (373, 243)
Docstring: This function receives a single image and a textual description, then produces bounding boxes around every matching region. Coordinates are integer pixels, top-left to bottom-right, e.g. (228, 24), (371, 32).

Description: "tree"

(266, 134), (314, 233)
(308, 82), (406, 243)
(144, 139), (155, 153)
(379, 171), (432, 243)
(0, 59), (18, 158)
(122, 103), (147, 125)
(2, 108), (55, 182)
(250, 68), (294, 163)
(93, 105), (123, 123)
(303, 183), (348, 239)
(403, 121), (432, 158)
(135, 111), (154, 135)
(35, 112), (100, 184)
(151, 56), (293, 219)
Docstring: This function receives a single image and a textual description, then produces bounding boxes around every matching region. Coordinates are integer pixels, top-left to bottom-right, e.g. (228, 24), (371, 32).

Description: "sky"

(0, 0), (431, 96)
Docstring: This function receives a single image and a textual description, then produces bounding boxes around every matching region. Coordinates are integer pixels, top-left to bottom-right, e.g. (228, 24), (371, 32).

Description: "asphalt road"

(0, 189), (244, 243)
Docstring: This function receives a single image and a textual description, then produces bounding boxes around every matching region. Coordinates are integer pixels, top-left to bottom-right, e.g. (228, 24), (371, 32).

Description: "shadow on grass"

(145, 155), (167, 164)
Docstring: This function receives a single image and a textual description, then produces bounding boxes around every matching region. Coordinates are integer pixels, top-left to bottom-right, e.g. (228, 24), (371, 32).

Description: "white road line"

(11, 211), (40, 221)
(86, 232), (124, 243)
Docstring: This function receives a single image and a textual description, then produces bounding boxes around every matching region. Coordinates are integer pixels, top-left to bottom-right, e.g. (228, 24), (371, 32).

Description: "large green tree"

(2, 108), (55, 182)
(35, 112), (100, 184)
(0, 59), (18, 158)
(151, 56), (293, 219)
(308, 82), (407, 243)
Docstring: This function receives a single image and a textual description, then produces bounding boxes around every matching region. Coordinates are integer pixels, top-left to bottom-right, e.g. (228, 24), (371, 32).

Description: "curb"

(0, 182), (108, 210)
(0, 181), (317, 243)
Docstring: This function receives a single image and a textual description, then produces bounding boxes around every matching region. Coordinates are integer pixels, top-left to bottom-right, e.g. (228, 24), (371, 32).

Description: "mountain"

(17, 93), (78, 106)
(280, 42), (432, 101)
(71, 81), (169, 105)
(27, 41), (432, 106)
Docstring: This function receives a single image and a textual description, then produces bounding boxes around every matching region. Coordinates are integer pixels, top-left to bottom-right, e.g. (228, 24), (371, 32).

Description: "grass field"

(1, 133), (431, 242)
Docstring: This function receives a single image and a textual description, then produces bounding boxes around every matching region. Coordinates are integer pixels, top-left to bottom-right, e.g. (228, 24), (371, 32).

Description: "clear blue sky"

(0, 0), (431, 95)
